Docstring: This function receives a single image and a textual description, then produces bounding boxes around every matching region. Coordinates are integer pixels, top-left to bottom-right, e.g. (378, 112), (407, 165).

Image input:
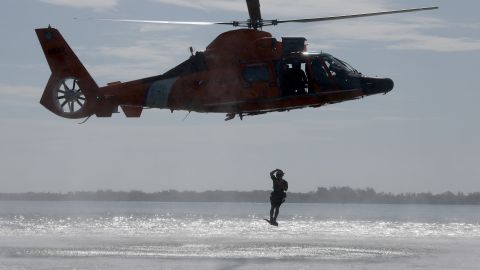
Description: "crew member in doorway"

(282, 63), (308, 95)
(269, 169), (289, 225)
(291, 63), (308, 94)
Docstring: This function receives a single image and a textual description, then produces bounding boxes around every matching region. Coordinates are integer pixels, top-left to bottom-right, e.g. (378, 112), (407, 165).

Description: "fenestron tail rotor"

(55, 77), (86, 115)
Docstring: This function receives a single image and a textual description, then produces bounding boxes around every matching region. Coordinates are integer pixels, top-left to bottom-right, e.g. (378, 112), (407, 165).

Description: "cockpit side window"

(312, 58), (331, 88)
(323, 55), (341, 76)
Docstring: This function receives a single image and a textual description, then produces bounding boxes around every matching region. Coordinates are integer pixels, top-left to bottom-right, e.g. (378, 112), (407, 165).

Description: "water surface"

(1, 202), (479, 269)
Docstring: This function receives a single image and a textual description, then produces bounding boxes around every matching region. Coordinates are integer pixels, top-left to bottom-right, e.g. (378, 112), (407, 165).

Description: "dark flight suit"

(270, 177), (288, 207)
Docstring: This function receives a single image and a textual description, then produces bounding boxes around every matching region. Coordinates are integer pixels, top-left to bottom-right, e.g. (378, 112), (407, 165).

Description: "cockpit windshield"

(321, 54), (358, 74)
(309, 53), (362, 90)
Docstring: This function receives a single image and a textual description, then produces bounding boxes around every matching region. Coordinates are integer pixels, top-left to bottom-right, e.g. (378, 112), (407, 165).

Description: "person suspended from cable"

(268, 169), (288, 226)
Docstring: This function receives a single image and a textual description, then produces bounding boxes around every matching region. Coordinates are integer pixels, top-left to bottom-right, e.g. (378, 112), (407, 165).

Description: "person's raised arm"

(270, 169), (278, 181)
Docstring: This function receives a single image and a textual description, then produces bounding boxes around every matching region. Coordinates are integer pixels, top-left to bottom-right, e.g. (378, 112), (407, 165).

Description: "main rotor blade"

(97, 18), (234, 26)
(274, 6), (438, 24)
(246, 0), (262, 22)
(95, 6), (438, 29)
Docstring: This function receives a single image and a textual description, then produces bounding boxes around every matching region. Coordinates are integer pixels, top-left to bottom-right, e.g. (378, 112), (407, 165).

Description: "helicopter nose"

(361, 77), (394, 95)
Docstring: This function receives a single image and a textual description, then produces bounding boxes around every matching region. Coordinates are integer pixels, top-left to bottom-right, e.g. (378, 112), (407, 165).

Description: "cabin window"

(243, 65), (270, 83)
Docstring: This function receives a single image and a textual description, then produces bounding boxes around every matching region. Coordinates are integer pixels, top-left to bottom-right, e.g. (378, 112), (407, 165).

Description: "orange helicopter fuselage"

(36, 27), (393, 119)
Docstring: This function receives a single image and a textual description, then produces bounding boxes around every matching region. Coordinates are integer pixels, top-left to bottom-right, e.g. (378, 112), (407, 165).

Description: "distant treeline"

(1, 187), (480, 205)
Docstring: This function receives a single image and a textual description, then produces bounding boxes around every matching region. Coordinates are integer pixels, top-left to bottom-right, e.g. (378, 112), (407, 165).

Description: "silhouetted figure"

(291, 63), (308, 94)
(269, 169), (288, 225)
(282, 63), (308, 95)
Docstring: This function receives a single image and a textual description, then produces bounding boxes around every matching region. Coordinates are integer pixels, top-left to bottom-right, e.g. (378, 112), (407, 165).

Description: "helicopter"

(36, 0), (437, 121)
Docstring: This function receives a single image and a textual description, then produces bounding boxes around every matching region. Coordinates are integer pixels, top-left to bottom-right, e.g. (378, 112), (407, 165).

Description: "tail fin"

(36, 26), (110, 118)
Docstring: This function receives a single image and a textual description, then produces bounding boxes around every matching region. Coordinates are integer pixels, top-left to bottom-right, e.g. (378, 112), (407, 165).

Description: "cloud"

(261, 0), (389, 18)
(387, 34), (480, 52)
(145, 0), (480, 52)
(148, 0), (247, 13)
(149, 0), (388, 17)
(97, 38), (192, 61)
(0, 84), (42, 120)
(145, 1), (480, 52)
(40, 0), (119, 11)
(88, 62), (172, 83)
(302, 17), (480, 52)
(0, 84), (40, 102)
(83, 37), (195, 82)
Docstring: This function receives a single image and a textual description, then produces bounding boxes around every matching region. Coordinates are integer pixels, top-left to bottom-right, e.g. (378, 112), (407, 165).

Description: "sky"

(0, 0), (479, 193)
